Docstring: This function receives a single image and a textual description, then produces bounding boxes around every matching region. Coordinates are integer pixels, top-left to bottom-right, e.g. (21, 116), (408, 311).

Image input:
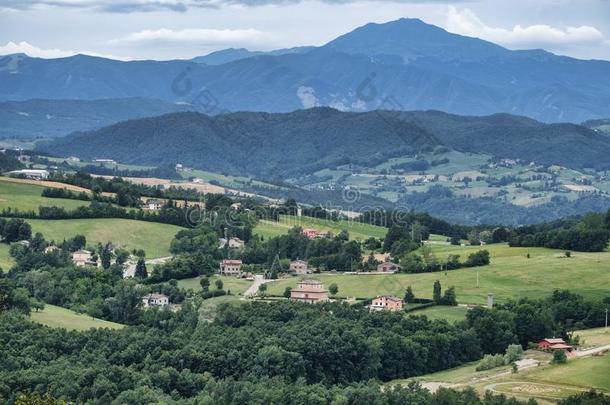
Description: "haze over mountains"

(2, 18), (610, 124)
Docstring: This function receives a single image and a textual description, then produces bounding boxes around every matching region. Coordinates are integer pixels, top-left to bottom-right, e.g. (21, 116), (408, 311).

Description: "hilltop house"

(219, 259), (242, 277)
(142, 293), (169, 308)
(289, 259), (311, 275)
(72, 250), (96, 267)
(290, 280), (329, 304)
(370, 295), (404, 312)
(377, 261), (401, 273)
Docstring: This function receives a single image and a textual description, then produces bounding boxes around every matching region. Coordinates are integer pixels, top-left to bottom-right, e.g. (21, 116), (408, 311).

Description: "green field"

(267, 243), (610, 304)
(0, 177), (89, 212)
(0, 243), (14, 271)
(255, 215), (387, 241)
(26, 218), (182, 258)
(177, 275), (252, 295)
(30, 304), (124, 331)
(408, 305), (469, 323)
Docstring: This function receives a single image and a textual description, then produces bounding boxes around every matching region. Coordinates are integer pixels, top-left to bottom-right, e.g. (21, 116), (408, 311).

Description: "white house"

(142, 293), (169, 308)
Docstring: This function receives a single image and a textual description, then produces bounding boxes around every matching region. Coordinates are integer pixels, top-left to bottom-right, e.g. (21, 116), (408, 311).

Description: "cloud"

(296, 86), (319, 108)
(110, 28), (274, 47)
(1, 0), (466, 12)
(0, 41), (128, 59)
(446, 6), (607, 49)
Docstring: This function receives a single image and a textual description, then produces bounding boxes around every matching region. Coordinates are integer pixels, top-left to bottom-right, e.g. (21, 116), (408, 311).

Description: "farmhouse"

(6, 169), (49, 180)
(377, 261), (401, 273)
(219, 259), (242, 276)
(370, 295), (404, 312)
(289, 259), (311, 275)
(538, 338), (574, 353)
(145, 199), (163, 210)
(72, 250), (96, 267)
(219, 237), (245, 249)
(290, 279), (329, 304)
(302, 228), (318, 239)
(142, 293), (169, 308)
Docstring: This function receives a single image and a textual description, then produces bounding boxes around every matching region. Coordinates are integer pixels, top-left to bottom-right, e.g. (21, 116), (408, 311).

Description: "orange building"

(370, 295), (404, 312)
(290, 280), (329, 304)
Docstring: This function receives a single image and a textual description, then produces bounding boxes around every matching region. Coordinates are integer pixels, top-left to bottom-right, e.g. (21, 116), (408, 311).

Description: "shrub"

(475, 354), (505, 371)
(552, 349), (568, 364)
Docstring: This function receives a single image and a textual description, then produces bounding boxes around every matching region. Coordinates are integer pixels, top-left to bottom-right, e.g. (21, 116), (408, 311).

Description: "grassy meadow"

(0, 177), (91, 212)
(255, 215), (387, 241)
(267, 243), (610, 304)
(26, 218), (182, 258)
(407, 305), (469, 323)
(30, 304), (124, 331)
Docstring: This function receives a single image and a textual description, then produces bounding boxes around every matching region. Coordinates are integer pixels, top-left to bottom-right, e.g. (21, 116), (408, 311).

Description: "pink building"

(302, 228), (318, 239)
(290, 280), (329, 304)
(377, 262), (401, 273)
(370, 295), (404, 312)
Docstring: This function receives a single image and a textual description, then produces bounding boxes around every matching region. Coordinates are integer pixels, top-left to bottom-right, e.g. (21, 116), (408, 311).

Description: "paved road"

(123, 256), (173, 278)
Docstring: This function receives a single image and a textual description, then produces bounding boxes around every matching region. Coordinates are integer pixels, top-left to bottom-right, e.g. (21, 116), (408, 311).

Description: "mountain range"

(2, 18), (610, 124)
(38, 108), (610, 178)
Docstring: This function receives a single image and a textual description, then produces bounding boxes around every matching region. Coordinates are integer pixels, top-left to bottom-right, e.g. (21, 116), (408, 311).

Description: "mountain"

(191, 46), (315, 65)
(3, 18), (610, 122)
(0, 98), (198, 138)
(38, 108), (610, 177)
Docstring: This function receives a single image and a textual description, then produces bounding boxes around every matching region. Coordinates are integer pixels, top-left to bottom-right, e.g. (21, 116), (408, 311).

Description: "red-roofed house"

(538, 338), (574, 353)
(370, 295), (404, 312)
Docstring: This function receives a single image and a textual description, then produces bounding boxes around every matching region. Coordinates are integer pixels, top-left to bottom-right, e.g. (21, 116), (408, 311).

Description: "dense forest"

(38, 108), (610, 180)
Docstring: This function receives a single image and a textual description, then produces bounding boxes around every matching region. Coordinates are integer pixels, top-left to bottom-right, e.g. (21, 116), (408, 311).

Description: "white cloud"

(110, 28), (274, 46)
(0, 41), (129, 60)
(0, 41), (75, 58)
(446, 6), (607, 48)
(296, 86), (319, 108)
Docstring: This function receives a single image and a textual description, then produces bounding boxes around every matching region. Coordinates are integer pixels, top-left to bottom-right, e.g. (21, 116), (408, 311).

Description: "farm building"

(302, 228), (318, 239)
(377, 261), (401, 273)
(370, 296), (404, 312)
(142, 293), (169, 308)
(72, 250), (96, 267)
(6, 169), (49, 180)
(145, 199), (163, 210)
(538, 338), (574, 353)
(290, 280), (329, 304)
(219, 259), (243, 276)
(290, 259), (311, 275)
(219, 237), (245, 249)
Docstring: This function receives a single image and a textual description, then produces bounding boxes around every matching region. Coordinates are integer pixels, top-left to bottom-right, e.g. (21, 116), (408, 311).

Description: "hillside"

(3, 18), (610, 122)
(0, 98), (198, 138)
(38, 108), (610, 178)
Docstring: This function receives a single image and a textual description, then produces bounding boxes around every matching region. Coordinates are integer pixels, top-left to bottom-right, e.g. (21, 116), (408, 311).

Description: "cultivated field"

(26, 218), (182, 258)
(255, 215), (387, 241)
(30, 304), (124, 331)
(267, 243), (610, 304)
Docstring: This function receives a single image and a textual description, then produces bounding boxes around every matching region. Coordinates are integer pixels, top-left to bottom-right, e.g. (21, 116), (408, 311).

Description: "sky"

(0, 0), (609, 61)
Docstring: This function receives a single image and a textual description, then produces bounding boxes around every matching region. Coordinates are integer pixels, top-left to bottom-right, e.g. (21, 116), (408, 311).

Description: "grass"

(267, 243), (610, 304)
(255, 215), (387, 241)
(0, 243), (14, 271)
(0, 177), (91, 212)
(30, 304), (124, 331)
(408, 305), (469, 323)
(177, 275), (252, 295)
(25, 218), (182, 258)
(573, 327), (610, 347)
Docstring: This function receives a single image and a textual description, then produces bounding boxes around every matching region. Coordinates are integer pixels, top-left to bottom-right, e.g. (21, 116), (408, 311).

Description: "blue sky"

(0, 0), (609, 61)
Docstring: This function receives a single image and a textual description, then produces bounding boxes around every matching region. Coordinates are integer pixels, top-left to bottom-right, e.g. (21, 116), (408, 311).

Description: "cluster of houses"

(301, 228), (331, 239)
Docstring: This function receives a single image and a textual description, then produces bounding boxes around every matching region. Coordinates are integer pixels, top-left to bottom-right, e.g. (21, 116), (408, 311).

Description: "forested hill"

(38, 108), (610, 178)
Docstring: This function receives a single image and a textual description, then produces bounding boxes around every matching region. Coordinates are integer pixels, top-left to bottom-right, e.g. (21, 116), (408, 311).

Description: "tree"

(100, 243), (112, 269)
(329, 283), (339, 296)
(433, 280), (442, 304)
(135, 259), (148, 279)
(439, 286), (457, 306)
(200, 276), (210, 292)
(552, 349), (567, 364)
(258, 283), (268, 297)
(215, 279), (224, 290)
(404, 286), (415, 303)
(504, 344), (524, 364)
(283, 286), (292, 298)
